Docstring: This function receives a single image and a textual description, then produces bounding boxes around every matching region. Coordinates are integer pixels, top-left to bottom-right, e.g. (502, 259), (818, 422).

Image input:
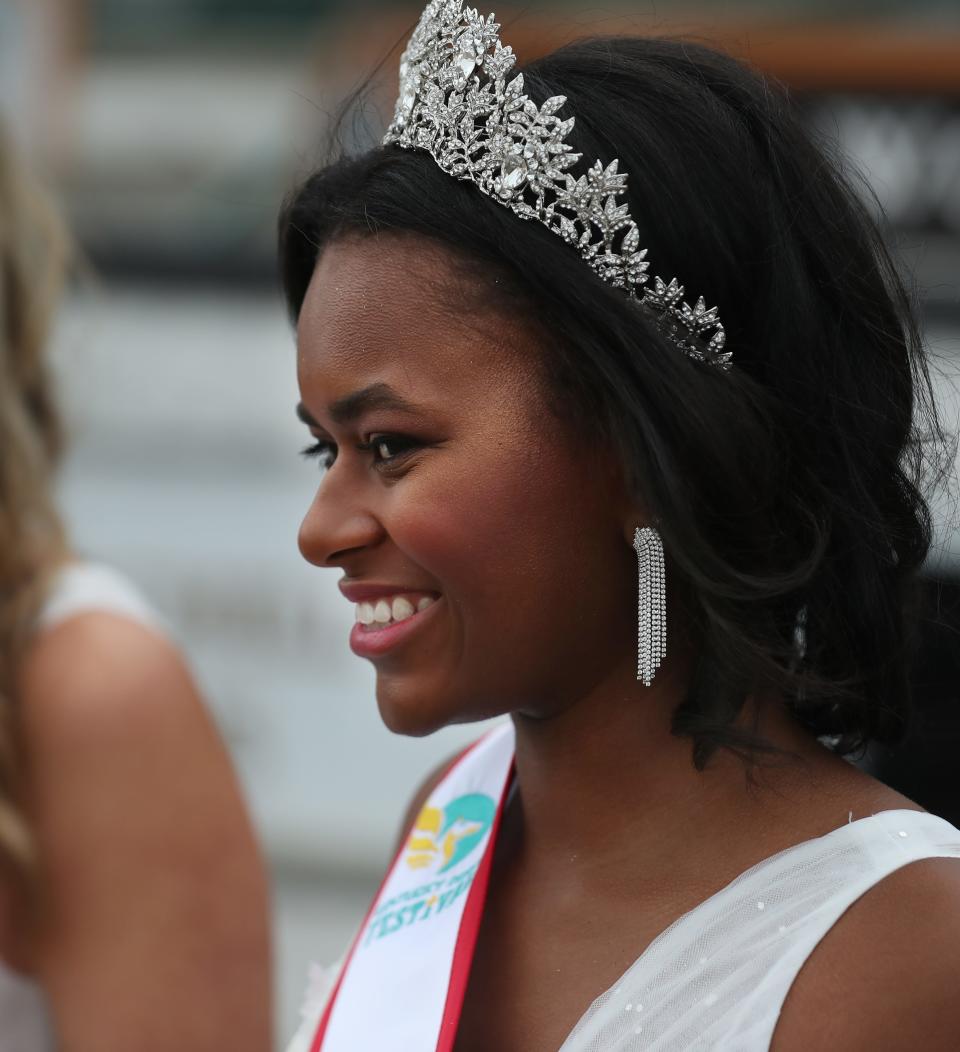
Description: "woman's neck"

(506, 649), (869, 897)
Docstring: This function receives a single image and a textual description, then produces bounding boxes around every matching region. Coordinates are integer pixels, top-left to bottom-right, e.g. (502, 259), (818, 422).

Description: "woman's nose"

(297, 485), (383, 568)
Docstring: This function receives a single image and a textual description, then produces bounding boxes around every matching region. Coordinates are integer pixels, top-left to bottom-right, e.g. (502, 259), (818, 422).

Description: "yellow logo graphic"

(405, 793), (495, 874)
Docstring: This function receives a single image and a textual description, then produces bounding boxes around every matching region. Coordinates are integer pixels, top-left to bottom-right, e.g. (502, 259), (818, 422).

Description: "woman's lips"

(348, 595), (442, 658)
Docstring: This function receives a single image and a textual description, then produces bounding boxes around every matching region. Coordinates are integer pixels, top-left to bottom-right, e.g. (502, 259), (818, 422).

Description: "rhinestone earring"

(633, 526), (666, 686)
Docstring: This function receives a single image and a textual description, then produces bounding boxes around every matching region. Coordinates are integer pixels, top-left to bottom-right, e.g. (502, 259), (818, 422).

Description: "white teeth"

(355, 594), (438, 628)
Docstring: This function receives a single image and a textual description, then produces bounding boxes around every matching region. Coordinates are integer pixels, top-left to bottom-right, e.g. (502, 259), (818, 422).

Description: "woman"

(0, 129), (272, 1049)
(282, 5), (960, 1050)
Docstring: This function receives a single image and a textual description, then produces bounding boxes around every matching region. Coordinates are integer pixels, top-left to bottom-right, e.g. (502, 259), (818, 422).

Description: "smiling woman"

(279, 5), (960, 1051)
(293, 233), (627, 738)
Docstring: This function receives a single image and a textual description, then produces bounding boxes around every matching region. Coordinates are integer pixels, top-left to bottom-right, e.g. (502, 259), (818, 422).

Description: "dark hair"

(279, 35), (951, 767)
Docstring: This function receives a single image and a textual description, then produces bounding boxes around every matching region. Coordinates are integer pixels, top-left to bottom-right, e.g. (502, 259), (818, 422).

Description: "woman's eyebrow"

(296, 383), (423, 428)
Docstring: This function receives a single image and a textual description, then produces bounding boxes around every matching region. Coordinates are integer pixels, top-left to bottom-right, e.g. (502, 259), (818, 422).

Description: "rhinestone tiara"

(383, 0), (731, 369)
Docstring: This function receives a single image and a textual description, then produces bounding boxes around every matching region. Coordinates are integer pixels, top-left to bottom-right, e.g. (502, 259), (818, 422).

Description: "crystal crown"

(383, 0), (731, 368)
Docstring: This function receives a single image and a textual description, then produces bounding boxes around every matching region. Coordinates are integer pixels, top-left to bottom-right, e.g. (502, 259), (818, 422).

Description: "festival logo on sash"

(406, 794), (495, 872)
(363, 793), (496, 947)
(310, 723), (514, 1052)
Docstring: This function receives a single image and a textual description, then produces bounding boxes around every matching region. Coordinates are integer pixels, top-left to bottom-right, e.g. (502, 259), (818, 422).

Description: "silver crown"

(383, 0), (731, 369)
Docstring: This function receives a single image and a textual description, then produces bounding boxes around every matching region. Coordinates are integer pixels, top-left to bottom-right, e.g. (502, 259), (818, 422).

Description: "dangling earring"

(633, 525), (666, 686)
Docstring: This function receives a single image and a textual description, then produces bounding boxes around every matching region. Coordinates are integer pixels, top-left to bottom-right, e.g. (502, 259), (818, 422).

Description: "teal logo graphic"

(362, 791), (496, 947)
(406, 792), (496, 873)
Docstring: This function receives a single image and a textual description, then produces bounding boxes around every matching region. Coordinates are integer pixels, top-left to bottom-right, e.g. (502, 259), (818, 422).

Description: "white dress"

(288, 807), (960, 1051)
(0, 561), (164, 1052)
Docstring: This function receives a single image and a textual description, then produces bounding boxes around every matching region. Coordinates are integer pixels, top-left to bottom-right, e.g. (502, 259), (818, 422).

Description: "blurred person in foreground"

(0, 127), (272, 1050)
(282, 5), (960, 1051)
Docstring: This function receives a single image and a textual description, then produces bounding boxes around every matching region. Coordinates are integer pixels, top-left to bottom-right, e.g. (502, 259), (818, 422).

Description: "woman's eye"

(299, 435), (417, 473)
(368, 434), (417, 464)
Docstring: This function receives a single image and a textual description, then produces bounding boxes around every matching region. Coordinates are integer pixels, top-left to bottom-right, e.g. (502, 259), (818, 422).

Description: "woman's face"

(296, 233), (640, 735)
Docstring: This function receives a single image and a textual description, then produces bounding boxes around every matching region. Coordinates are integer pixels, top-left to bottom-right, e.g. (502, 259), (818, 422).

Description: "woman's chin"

(374, 688), (451, 738)
(373, 669), (503, 737)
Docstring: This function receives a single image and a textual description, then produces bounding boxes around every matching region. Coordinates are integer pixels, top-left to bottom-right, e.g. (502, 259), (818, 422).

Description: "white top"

(1, 561), (162, 1052)
(31, 561), (167, 638)
(289, 807), (960, 1051)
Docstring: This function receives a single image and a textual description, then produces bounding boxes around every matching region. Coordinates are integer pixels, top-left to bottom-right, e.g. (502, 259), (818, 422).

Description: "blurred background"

(2, 1), (959, 1045)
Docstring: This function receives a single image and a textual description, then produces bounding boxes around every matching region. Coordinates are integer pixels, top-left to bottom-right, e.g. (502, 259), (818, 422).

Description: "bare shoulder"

(15, 612), (271, 1050)
(16, 608), (258, 887)
(773, 850), (960, 1051)
(18, 610), (197, 735)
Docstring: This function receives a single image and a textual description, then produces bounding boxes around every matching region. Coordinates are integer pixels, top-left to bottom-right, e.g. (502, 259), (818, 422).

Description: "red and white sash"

(310, 721), (516, 1052)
